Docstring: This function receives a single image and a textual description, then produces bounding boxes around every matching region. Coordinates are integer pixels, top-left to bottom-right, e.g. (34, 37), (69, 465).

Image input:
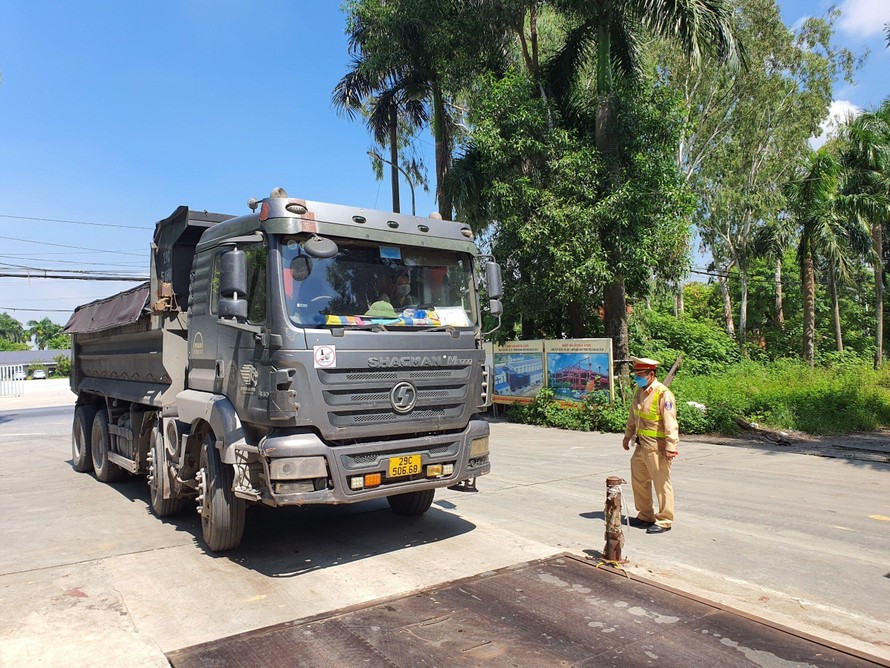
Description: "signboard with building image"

(544, 339), (613, 405)
(492, 340), (545, 404)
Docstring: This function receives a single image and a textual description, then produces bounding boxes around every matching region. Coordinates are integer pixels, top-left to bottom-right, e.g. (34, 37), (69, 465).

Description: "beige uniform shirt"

(624, 379), (679, 452)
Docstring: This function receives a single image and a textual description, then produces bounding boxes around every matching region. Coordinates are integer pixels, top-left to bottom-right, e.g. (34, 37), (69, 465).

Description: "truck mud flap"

(167, 553), (886, 667)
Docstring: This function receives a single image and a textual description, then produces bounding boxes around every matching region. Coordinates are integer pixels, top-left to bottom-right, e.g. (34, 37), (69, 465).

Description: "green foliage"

(631, 311), (740, 375)
(0, 339), (29, 351)
(505, 357), (890, 436)
(0, 312), (27, 343)
(46, 334), (71, 350)
(26, 317), (64, 350)
(672, 359), (890, 434)
(506, 385), (710, 435)
(54, 354), (72, 377)
(455, 71), (694, 339)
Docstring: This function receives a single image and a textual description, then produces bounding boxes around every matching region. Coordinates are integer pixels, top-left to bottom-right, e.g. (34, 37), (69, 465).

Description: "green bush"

(53, 354), (72, 377)
(671, 359), (890, 435)
(503, 358), (890, 436)
(676, 400), (709, 434)
(632, 311), (740, 376)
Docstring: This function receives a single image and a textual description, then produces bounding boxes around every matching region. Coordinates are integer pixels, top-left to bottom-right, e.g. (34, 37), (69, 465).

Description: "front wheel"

(387, 489), (435, 516)
(197, 432), (245, 552)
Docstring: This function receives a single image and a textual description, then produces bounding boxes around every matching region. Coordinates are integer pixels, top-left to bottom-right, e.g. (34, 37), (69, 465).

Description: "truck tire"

(148, 423), (185, 518)
(197, 432), (246, 552)
(71, 405), (97, 473)
(90, 410), (127, 483)
(387, 489), (435, 516)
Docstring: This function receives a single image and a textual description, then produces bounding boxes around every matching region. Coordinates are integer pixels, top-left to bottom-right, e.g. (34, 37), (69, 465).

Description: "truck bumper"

(249, 418), (491, 507)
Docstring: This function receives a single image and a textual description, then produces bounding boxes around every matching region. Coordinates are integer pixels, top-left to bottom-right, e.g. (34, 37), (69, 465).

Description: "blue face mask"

(633, 375), (649, 389)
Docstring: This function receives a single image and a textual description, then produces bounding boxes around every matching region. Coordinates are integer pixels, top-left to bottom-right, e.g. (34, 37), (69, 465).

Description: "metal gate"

(0, 364), (26, 398)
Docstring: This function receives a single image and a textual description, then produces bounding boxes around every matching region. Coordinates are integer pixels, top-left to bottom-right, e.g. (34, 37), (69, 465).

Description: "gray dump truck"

(65, 188), (502, 551)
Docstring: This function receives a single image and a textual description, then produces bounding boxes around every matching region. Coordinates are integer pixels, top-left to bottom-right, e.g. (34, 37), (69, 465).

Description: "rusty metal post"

(604, 476), (627, 562)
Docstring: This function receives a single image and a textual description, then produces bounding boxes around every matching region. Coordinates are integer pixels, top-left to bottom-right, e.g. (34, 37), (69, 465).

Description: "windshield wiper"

(329, 324), (388, 336)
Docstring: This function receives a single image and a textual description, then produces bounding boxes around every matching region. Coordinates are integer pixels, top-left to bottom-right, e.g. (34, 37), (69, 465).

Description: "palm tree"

(785, 150), (872, 364)
(841, 101), (890, 368)
(753, 213), (796, 330)
(336, 2), (506, 219)
(332, 27), (428, 214)
(543, 0), (741, 371)
(0, 312), (27, 344)
(26, 317), (64, 350)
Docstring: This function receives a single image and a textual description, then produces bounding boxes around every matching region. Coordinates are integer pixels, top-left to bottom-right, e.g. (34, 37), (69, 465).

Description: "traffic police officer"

(621, 356), (679, 534)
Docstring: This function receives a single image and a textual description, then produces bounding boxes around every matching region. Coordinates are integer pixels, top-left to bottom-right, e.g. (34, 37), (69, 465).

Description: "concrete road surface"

(1, 383), (888, 665)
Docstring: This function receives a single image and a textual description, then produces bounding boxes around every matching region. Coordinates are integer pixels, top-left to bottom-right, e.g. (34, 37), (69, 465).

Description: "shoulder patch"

(664, 399), (674, 412)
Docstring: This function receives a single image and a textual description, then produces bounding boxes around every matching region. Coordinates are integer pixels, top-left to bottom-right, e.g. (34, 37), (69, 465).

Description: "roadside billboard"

(491, 338), (614, 406)
(492, 340), (545, 404)
(544, 339), (613, 405)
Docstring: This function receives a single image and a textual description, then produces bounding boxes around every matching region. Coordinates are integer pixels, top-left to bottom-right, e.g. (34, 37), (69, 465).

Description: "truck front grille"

(317, 364), (473, 431)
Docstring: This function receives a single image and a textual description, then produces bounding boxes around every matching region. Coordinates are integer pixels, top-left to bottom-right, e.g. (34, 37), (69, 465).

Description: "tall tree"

(338, 0), (508, 219)
(452, 71), (693, 342)
(785, 150), (871, 364)
(26, 317), (64, 351)
(543, 0), (740, 371)
(332, 35), (428, 214)
(0, 312), (27, 344)
(663, 2), (856, 348)
(841, 101), (890, 368)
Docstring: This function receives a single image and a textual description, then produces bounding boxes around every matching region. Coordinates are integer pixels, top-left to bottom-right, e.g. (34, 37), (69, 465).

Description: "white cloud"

(809, 99), (863, 149)
(838, 0), (890, 38)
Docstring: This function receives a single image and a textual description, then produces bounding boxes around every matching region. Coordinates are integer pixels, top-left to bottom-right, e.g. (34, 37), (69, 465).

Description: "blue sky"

(0, 1), (888, 331)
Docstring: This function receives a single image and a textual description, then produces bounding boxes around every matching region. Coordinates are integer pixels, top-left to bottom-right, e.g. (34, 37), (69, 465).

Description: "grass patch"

(504, 359), (890, 436)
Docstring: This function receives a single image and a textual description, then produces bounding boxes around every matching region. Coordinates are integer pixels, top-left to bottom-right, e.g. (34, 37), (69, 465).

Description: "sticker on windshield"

(380, 246), (401, 260)
(314, 345), (336, 369)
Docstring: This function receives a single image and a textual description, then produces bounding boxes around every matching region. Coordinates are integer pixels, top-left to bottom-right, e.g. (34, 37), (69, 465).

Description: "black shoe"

(646, 524), (671, 534)
(628, 517), (654, 528)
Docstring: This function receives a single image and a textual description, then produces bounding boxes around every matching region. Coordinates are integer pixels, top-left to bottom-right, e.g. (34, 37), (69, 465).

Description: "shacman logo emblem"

(390, 381), (417, 414)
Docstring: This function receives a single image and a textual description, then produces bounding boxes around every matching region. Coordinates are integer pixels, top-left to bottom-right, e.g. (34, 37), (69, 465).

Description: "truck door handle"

(215, 360), (224, 379)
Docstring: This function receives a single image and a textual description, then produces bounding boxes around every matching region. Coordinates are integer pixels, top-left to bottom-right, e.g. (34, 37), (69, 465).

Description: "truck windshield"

(280, 236), (478, 329)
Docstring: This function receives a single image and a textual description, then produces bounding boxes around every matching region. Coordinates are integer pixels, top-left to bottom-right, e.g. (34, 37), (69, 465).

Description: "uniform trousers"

(630, 442), (674, 528)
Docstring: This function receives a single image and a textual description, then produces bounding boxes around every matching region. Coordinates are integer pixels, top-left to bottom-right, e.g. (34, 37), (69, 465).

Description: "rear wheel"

(90, 410), (127, 483)
(197, 432), (246, 552)
(148, 421), (185, 517)
(387, 489), (435, 516)
(71, 405), (96, 473)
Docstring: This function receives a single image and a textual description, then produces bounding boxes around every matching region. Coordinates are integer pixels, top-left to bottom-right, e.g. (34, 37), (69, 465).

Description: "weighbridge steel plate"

(168, 554), (886, 667)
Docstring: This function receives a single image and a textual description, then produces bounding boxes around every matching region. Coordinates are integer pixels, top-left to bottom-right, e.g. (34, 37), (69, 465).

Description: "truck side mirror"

(485, 261), (503, 299)
(489, 299), (503, 317)
(220, 249), (247, 296)
(219, 248), (248, 321)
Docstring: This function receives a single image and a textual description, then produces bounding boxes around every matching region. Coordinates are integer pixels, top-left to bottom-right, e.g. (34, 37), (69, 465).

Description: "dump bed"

(64, 207), (234, 410)
(64, 283), (188, 410)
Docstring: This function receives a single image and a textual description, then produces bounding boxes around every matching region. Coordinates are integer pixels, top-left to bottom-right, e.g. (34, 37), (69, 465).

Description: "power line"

(0, 306), (75, 313)
(0, 213), (152, 230)
(0, 261), (144, 277)
(0, 235), (144, 257)
(0, 251), (142, 256)
(0, 255), (144, 268)
(0, 272), (147, 281)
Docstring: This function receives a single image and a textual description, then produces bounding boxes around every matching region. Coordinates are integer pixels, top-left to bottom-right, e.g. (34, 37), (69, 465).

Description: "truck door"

(187, 241), (267, 397)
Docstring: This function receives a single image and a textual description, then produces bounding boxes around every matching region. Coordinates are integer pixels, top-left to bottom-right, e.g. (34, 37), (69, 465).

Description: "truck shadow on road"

(228, 502), (478, 578)
(104, 476), (477, 578)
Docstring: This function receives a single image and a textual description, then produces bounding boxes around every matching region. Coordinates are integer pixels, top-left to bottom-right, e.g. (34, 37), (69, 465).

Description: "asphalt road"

(1, 405), (888, 666)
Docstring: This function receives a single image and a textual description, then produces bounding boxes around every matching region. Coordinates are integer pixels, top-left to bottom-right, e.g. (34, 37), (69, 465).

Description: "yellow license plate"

(388, 455), (421, 478)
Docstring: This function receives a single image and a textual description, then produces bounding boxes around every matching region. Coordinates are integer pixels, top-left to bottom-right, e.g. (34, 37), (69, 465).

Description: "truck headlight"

(270, 456), (327, 480)
(469, 436), (489, 458)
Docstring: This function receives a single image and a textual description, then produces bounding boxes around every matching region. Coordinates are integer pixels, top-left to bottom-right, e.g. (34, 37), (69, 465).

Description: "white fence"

(0, 364), (26, 398)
